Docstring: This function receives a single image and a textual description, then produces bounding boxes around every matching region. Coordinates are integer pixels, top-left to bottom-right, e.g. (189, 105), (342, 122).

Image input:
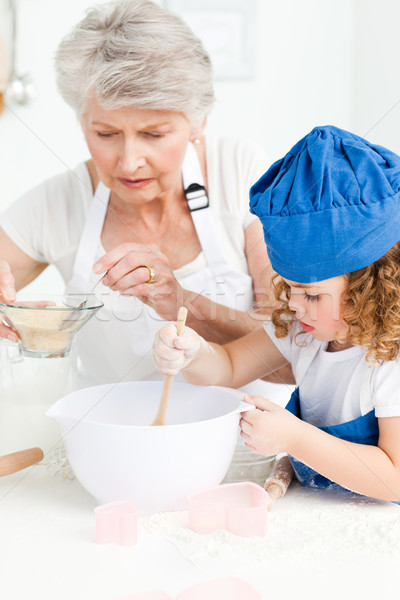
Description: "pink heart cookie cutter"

(188, 481), (268, 537)
(94, 500), (138, 546)
(117, 577), (261, 600)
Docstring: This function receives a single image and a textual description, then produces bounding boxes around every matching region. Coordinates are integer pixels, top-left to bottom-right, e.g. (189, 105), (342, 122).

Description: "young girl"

(152, 125), (400, 502)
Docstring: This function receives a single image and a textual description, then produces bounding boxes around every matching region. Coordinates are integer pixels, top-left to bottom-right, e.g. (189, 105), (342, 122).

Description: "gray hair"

(55, 0), (215, 126)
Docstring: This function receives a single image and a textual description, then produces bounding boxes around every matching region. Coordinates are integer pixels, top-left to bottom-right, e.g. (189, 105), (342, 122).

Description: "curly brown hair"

(271, 240), (400, 362)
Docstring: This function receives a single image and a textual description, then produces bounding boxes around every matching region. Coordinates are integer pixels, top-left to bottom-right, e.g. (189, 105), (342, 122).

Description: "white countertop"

(0, 462), (399, 600)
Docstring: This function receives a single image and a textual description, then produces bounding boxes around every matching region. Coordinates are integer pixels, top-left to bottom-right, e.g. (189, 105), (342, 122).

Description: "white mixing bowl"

(46, 381), (251, 515)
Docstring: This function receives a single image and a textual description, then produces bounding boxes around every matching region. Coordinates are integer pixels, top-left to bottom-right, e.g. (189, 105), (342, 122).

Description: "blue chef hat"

(249, 125), (400, 283)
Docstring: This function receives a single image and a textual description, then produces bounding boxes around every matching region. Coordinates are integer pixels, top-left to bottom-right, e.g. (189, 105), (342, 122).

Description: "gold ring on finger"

(142, 265), (156, 284)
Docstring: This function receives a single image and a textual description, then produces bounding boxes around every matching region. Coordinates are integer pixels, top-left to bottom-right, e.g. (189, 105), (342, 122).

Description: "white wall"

(354, 0), (400, 152)
(0, 0), (93, 202)
(209, 0), (355, 160)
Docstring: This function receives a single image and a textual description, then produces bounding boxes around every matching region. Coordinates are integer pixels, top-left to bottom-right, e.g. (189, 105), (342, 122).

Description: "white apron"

(66, 142), (254, 386)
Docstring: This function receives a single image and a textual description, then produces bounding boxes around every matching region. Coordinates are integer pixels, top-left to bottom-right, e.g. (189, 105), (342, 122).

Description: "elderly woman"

(0, 0), (290, 388)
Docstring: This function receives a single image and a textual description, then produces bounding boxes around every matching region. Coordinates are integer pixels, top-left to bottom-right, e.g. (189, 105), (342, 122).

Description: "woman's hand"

(240, 394), (303, 456)
(0, 260), (18, 342)
(93, 242), (184, 320)
(153, 323), (203, 375)
(0, 260), (16, 303)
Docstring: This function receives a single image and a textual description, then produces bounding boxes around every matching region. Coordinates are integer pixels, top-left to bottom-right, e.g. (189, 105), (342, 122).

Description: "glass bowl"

(0, 293), (103, 358)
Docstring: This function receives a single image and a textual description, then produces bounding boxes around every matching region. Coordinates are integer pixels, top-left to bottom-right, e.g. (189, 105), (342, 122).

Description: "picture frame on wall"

(165, 0), (257, 80)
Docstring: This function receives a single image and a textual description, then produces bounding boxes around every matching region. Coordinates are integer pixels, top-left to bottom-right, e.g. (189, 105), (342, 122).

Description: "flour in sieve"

(10, 309), (78, 352)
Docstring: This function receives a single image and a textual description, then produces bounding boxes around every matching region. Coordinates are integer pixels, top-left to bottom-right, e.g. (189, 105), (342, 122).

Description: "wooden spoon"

(0, 447), (44, 477)
(152, 306), (188, 426)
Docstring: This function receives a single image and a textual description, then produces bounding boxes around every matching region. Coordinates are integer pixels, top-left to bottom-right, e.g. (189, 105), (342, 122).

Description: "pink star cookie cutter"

(117, 577), (261, 599)
(187, 482), (269, 537)
(118, 594), (170, 600)
(94, 500), (138, 546)
(176, 577), (262, 599)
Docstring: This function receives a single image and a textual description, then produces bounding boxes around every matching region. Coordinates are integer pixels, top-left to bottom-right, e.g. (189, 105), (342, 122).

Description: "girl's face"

(81, 97), (197, 205)
(284, 275), (348, 342)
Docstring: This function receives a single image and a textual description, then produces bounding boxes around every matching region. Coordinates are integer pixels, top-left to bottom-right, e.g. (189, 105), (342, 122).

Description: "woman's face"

(81, 97), (195, 205)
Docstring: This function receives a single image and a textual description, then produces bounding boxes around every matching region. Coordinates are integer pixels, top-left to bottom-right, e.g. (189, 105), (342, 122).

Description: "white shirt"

(264, 319), (400, 425)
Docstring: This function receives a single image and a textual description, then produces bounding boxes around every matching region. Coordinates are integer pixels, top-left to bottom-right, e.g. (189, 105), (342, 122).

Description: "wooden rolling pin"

(0, 447), (44, 477)
(264, 454), (294, 510)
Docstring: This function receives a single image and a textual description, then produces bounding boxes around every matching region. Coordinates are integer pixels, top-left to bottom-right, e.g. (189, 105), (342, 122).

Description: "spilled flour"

(140, 483), (400, 565)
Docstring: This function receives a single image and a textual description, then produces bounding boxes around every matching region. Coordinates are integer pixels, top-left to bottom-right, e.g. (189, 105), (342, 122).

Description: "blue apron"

(286, 339), (400, 503)
(286, 388), (378, 492)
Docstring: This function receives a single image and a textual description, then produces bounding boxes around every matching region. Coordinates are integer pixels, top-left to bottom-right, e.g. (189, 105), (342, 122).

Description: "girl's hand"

(240, 394), (302, 456)
(93, 243), (185, 321)
(153, 323), (203, 375)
